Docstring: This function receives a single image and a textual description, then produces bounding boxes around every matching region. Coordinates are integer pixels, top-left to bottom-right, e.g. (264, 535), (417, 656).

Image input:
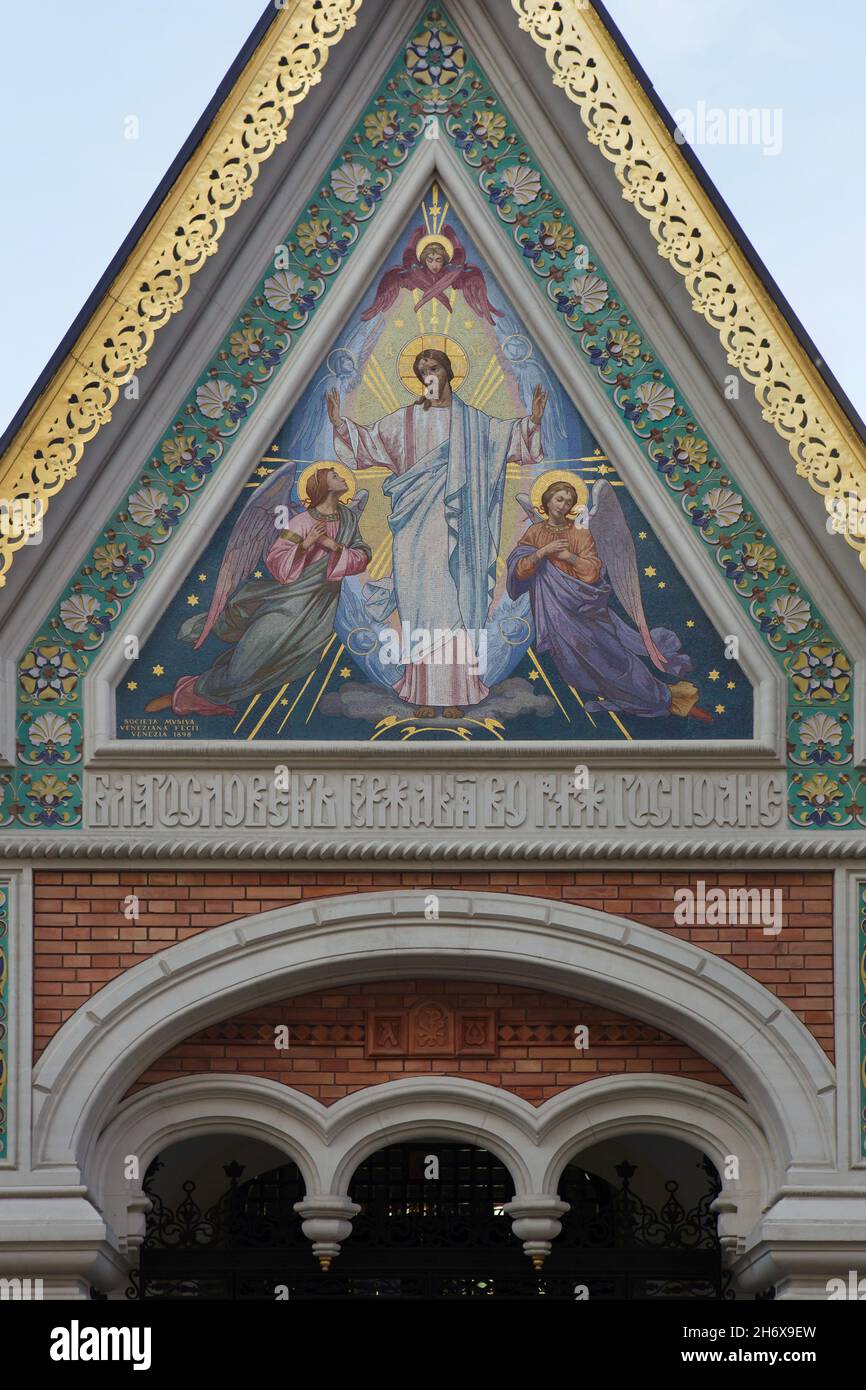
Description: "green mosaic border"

(860, 883), (866, 1159)
(6, 6), (857, 829)
(0, 882), (8, 1160)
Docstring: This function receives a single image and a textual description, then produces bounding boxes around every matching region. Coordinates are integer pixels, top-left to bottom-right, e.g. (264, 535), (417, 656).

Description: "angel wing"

(587, 480), (668, 671)
(360, 230), (423, 321)
(516, 492), (543, 525)
(194, 461), (301, 650)
(346, 488), (368, 521)
(455, 263), (502, 324)
(288, 319), (377, 457)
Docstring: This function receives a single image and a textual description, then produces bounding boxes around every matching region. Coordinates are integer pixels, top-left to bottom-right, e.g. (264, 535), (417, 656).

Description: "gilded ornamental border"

(2, 0), (863, 589)
(512, 0), (866, 567)
(0, 0), (361, 587)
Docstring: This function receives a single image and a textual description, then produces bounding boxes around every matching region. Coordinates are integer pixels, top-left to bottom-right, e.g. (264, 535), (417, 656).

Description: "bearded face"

(418, 359), (449, 402)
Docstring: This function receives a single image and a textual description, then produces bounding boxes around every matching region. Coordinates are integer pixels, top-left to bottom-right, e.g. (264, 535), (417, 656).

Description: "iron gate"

(133, 1144), (725, 1299)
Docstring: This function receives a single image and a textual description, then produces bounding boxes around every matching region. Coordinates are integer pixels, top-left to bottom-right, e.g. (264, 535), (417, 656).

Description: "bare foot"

(144, 693), (173, 713)
(414, 706), (436, 719)
(442, 706), (465, 719)
(687, 705), (713, 723)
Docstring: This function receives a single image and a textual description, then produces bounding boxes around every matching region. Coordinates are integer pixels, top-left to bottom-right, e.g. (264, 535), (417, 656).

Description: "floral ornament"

(92, 542), (146, 581)
(161, 436), (201, 472)
(652, 434), (707, 477)
(797, 773), (844, 826)
(363, 108), (411, 150)
(228, 328), (282, 367)
(590, 329), (641, 368)
(561, 273), (608, 315)
(764, 593), (811, 635)
(405, 25), (465, 88)
(723, 541), (777, 581)
(19, 646), (78, 703)
(493, 165), (541, 207)
(522, 219), (575, 262)
(58, 592), (110, 635)
(27, 713), (73, 765)
(196, 379), (236, 420)
(673, 435), (707, 471)
(458, 110), (506, 149)
(296, 217), (349, 260)
(698, 487), (743, 529)
(127, 486), (181, 531)
(625, 381), (675, 423)
(28, 774), (74, 826)
(263, 271), (317, 315)
(797, 713), (843, 765)
(330, 161), (382, 205)
(791, 644), (851, 701)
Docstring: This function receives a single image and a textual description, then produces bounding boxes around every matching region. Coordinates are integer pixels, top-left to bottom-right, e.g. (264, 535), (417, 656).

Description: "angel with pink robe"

(145, 467), (370, 717)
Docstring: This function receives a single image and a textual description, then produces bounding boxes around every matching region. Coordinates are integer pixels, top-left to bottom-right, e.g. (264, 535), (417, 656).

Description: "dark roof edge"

(592, 0), (866, 449)
(0, 0), (279, 455)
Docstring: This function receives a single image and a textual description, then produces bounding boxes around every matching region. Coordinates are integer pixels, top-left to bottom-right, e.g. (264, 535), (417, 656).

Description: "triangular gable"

(2, 0), (864, 587)
(115, 184), (753, 744)
(3, 3), (861, 833)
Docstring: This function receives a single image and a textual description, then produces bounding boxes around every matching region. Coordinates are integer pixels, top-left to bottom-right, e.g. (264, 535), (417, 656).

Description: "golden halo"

(398, 334), (468, 395)
(297, 460), (356, 505)
(530, 470), (589, 517)
(416, 233), (454, 261)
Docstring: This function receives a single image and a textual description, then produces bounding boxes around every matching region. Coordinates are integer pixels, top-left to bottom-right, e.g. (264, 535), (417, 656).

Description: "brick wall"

(126, 980), (738, 1104)
(33, 870), (834, 1060)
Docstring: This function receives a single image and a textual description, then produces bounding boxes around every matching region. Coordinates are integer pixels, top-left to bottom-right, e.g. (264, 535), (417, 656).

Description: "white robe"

(335, 397), (541, 707)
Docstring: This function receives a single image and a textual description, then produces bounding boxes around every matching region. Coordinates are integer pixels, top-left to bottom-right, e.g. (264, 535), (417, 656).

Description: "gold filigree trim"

(0, 0), (360, 586)
(512, 0), (866, 567)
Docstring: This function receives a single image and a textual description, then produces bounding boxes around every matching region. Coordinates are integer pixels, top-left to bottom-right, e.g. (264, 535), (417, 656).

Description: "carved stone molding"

(4, 832), (866, 860)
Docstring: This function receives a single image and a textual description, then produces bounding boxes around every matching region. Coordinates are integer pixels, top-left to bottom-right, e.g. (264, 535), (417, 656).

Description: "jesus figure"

(327, 349), (546, 717)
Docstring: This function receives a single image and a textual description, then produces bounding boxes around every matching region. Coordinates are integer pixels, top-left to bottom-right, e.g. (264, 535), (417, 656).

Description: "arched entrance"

(134, 1133), (724, 1299)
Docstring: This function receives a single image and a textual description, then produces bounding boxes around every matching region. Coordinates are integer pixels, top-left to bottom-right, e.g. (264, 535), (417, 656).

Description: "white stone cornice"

(3, 832), (866, 861)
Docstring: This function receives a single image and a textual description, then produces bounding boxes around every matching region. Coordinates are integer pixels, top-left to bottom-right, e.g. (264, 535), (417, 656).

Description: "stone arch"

(33, 891), (835, 1184)
(93, 1071), (768, 1258)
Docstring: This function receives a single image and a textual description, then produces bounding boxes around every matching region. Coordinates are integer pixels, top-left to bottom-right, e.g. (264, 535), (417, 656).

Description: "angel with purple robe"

(505, 477), (713, 723)
(144, 465), (370, 718)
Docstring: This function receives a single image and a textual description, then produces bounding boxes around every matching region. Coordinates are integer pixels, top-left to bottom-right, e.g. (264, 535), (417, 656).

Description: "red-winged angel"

(360, 224), (502, 324)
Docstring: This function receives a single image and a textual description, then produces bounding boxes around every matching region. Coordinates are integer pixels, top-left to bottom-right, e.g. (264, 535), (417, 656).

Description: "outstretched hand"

(325, 387), (343, 429)
(530, 384), (547, 427)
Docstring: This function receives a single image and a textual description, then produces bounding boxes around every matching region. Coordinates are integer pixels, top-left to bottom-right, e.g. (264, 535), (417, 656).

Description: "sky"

(1, 0), (862, 437)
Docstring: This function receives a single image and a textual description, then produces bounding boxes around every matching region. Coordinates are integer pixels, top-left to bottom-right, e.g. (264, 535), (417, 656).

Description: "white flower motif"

(635, 381), (675, 420)
(58, 592), (102, 633)
(500, 164), (542, 205)
(330, 161), (372, 203)
(799, 713), (842, 747)
(568, 273), (609, 314)
(29, 713), (72, 747)
(196, 379), (236, 419)
(128, 486), (170, 526)
(701, 487), (743, 528)
(771, 593), (811, 634)
(263, 271), (306, 312)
